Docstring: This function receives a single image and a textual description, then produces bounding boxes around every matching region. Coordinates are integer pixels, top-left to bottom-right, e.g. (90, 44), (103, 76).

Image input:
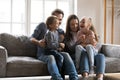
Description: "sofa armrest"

(101, 44), (120, 58)
(0, 46), (8, 77)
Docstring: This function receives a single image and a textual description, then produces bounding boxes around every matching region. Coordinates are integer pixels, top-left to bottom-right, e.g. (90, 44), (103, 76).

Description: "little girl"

(75, 17), (101, 74)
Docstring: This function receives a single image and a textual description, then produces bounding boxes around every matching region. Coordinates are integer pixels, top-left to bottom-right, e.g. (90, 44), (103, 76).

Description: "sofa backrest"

(101, 44), (120, 58)
(0, 33), (37, 57)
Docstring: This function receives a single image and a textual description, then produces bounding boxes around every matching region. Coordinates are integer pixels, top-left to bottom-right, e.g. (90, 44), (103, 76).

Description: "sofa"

(0, 33), (49, 77)
(0, 33), (120, 77)
(101, 44), (120, 73)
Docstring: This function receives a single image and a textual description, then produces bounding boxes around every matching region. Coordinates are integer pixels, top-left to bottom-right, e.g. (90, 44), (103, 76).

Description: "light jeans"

(37, 46), (79, 80)
(79, 51), (105, 74)
(75, 45), (86, 70)
(86, 44), (98, 68)
(75, 44), (97, 70)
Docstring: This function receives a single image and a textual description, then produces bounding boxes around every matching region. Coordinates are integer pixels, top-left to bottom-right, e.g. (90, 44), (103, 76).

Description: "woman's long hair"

(65, 14), (80, 41)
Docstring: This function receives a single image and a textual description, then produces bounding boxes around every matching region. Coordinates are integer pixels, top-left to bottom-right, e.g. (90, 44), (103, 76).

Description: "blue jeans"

(85, 45), (98, 68)
(75, 45), (98, 70)
(45, 50), (64, 73)
(80, 51), (105, 75)
(61, 52), (78, 80)
(37, 46), (78, 80)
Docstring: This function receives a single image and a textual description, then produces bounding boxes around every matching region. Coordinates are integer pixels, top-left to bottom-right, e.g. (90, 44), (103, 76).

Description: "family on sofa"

(30, 9), (105, 80)
(0, 9), (120, 80)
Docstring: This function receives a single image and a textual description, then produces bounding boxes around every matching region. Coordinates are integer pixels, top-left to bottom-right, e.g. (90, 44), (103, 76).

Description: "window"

(0, 0), (25, 35)
(0, 0), (76, 36)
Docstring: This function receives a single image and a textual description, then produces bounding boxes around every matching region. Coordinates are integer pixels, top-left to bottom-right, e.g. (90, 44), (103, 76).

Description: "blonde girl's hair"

(89, 18), (98, 42)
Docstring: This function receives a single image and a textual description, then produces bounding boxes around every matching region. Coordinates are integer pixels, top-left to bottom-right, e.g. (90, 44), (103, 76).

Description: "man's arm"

(30, 38), (46, 48)
(30, 22), (47, 47)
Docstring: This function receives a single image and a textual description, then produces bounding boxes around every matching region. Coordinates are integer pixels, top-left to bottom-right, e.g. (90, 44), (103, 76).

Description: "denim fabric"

(75, 44), (98, 70)
(37, 47), (78, 80)
(95, 54), (105, 74)
(45, 50), (64, 73)
(37, 46), (63, 80)
(80, 51), (105, 74)
(61, 52), (79, 80)
(75, 45), (86, 70)
(79, 51), (90, 73)
(85, 44), (98, 67)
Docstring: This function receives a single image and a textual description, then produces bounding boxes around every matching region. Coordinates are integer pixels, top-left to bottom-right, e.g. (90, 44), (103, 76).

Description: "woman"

(64, 15), (105, 80)
(64, 14), (80, 63)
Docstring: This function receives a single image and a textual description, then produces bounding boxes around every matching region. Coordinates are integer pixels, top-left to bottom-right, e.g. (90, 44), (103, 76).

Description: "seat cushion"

(6, 56), (49, 77)
(105, 57), (120, 73)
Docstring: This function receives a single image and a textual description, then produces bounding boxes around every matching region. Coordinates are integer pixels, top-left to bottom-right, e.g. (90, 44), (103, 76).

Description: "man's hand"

(30, 38), (46, 48)
(38, 39), (46, 48)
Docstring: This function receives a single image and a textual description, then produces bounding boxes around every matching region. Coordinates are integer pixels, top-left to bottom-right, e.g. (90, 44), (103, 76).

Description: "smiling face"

(49, 19), (59, 30)
(80, 17), (91, 29)
(54, 13), (63, 26)
(70, 19), (79, 32)
(46, 16), (59, 31)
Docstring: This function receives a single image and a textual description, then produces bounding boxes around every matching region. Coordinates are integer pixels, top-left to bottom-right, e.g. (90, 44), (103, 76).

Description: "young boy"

(44, 15), (65, 73)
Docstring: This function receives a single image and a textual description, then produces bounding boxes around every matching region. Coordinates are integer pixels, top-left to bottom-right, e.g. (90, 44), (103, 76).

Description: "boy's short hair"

(46, 16), (58, 29)
(51, 9), (64, 18)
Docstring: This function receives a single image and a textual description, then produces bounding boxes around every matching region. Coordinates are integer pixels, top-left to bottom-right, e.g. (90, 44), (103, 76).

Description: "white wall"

(77, 0), (104, 43)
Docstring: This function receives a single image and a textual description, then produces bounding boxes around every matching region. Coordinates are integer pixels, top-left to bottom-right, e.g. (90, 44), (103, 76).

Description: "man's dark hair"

(51, 9), (64, 18)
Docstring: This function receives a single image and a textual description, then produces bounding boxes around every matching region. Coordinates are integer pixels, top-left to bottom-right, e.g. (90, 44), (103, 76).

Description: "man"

(30, 9), (78, 80)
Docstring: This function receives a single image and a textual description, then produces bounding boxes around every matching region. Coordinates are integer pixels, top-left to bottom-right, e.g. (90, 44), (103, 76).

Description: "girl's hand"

(77, 35), (86, 44)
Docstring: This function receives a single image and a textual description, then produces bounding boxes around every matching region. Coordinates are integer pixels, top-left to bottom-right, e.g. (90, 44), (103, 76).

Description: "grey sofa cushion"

(105, 57), (120, 73)
(6, 56), (49, 77)
(0, 33), (37, 57)
(101, 44), (120, 58)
